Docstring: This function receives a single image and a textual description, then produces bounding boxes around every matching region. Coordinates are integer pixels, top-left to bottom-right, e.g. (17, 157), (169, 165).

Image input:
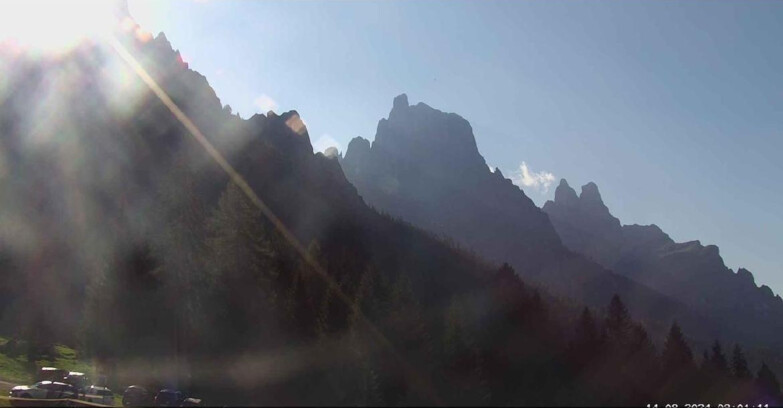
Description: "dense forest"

(0, 6), (781, 407)
(62, 176), (783, 405)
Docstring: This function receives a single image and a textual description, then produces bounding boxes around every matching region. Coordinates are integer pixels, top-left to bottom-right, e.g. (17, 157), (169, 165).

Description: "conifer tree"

(570, 307), (600, 367)
(205, 182), (281, 348)
(605, 295), (631, 348)
(732, 344), (751, 380)
(661, 322), (694, 374)
(710, 340), (729, 374)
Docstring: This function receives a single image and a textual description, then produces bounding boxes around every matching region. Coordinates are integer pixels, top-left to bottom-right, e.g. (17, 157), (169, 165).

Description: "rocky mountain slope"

(543, 179), (783, 349)
(340, 94), (726, 346)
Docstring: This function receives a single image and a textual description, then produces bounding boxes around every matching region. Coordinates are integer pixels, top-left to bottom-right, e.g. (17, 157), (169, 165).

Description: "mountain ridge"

(340, 94), (730, 347)
(543, 178), (783, 350)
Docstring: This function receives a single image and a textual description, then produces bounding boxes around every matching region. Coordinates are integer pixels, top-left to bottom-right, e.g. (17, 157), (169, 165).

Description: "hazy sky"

(128, 0), (783, 293)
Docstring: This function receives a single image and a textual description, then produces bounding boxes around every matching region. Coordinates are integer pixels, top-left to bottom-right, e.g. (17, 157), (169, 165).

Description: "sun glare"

(0, 0), (120, 54)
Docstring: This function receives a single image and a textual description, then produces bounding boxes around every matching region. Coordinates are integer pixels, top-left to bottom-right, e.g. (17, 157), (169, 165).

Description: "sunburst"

(0, 0), (123, 54)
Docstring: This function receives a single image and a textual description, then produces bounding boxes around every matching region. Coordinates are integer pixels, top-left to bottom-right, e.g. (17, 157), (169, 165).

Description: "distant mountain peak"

(553, 178), (579, 206)
(580, 181), (604, 204)
(364, 94), (485, 175)
(393, 93), (409, 110)
(347, 136), (371, 154)
(737, 268), (756, 286)
(342, 93), (565, 272)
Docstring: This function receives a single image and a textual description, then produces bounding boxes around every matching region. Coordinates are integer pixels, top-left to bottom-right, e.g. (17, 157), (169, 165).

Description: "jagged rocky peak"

(553, 178), (579, 206)
(580, 182), (604, 204)
(392, 93), (409, 111)
(154, 32), (173, 50)
(737, 268), (756, 287)
(346, 136), (371, 157)
(546, 179), (617, 226)
(281, 110), (308, 135)
(373, 94), (486, 173)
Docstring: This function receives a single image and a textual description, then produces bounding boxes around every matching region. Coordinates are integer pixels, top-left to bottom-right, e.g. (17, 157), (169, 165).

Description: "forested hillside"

(0, 8), (780, 406)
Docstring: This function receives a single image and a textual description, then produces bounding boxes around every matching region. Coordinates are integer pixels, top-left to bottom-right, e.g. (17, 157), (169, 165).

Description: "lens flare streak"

(105, 35), (443, 406)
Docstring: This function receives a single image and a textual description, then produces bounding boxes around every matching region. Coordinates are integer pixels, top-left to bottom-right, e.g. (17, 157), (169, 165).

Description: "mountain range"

(0, 5), (781, 404)
(340, 94), (782, 368)
(543, 179), (783, 349)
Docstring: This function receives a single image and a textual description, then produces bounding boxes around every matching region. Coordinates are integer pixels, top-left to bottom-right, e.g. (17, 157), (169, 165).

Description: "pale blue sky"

(129, 0), (783, 293)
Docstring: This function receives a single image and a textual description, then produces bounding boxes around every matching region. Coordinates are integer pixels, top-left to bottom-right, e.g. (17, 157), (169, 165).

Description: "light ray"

(106, 35), (443, 405)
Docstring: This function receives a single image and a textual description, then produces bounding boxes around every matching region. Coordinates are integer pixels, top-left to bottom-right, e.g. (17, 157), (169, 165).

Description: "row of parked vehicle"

(7, 367), (201, 407)
(9, 380), (114, 405)
(122, 385), (202, 407)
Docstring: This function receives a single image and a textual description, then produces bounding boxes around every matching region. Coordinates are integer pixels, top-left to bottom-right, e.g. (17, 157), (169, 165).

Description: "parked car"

(36, 367), (68, 382)
(154, 389), (185, 407)
(63, 371), (89, 392)
(84, 385), (114, 405)
(9, 381), (78, 400)
(122, 385), (152, 407)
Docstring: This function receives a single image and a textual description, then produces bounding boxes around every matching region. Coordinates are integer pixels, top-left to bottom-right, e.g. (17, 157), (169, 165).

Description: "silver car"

(84, 385), (115, 405)
(9, 380), (78, 400)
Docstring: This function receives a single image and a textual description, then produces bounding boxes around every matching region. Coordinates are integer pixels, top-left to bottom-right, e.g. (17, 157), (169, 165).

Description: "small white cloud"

(511, 161), (556, 193)
(313, 134), (342, 154)
(254, 94), (279, 113)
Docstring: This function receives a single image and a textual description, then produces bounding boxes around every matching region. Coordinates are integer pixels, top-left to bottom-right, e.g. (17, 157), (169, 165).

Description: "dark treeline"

(80, 175), (783, 406)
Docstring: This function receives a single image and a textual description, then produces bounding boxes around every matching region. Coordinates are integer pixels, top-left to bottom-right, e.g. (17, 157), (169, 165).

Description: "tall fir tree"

(661, 322), (694, 374)
(570, 307), (601, 368)
(710, 340), (729, 374)
(605, 295), (631, 349)
(732, 344), (751, 380)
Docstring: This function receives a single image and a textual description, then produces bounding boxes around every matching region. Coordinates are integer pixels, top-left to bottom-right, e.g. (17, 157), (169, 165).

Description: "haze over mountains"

(341, 94), (783, 366)
(0, 3), (782, 405)
(543, 179), (783, 348)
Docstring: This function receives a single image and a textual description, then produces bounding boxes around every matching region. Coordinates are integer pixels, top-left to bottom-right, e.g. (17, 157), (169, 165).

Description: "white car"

(84, 385), (115, 405)
(9, 381), (78, 400)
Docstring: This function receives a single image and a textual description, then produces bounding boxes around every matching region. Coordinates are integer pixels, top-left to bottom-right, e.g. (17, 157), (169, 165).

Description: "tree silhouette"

(710, 340), (729, 374)
(605, 294), (631, 349)
(662, 322), (693, 373)
(569, 307), (601, 369)
(732, 344), (751, 380)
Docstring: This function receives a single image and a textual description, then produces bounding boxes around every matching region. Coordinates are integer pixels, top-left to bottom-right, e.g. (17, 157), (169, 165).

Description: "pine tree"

(605, 295), (631, 348)
(625, 323), (659, 404)
(661, 322), (694, 374)
(570, 307), (601, 367)
(205, 182), (282, 349)
(732, 344), (751, 380)
(710, 340), (729, 374)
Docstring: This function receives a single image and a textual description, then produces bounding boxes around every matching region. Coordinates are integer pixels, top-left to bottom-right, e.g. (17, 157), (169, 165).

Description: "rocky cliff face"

(544, 179), (783, 348)
(342, 94), (562, 273)
(341, 95), (721, 345)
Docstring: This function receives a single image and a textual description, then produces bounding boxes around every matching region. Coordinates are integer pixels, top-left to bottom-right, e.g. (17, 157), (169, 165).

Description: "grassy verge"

(0, 336), (93, 383)
(0, 337), (31, 384)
